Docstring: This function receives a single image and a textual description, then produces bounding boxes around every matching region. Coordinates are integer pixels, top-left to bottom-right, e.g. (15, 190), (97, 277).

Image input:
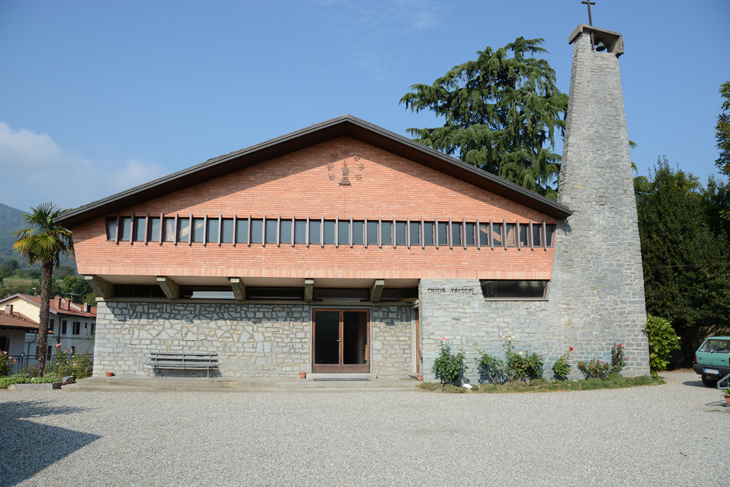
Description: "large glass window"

(149, 217), (161, 242)
(192, 218), (205, 243)
(294, 220), (307, 244)
(221, 218), (234, 243)
(395, 221), (407, 246)
(478, 222), (489, 246)
(480, 280), (548, 299)
(265, 219), (278, 244)
(338, 220), (350, 245)
(519, 223), (529, 247)
(492, 222), (503, 247)
(251, 219), (263, 244)
(546, 224), (557, 247)
(280, 219), (292, 244)
(324, 220), (335, 244)
(465, 222), (476, 246)
(133, 217), (146, 242)
(236, 218), (249, 244)
(105, 217), (117, 240)
(381, 220), (392, 245)
(437, 222), (448, 246)
(352, 221), (364, 245)
(367, 220), (378, 245)
(120, 217), (132, 241)
(206, 218), (220, 244)
(309, 219), (321, 245)
(451, 222), (462, 247)
(409, 221), (420, 246)
(532, 223), (542, 247)
(505, 223), (516, 247)
(423, 222), (435, 246)
(177, 218), (190, 243)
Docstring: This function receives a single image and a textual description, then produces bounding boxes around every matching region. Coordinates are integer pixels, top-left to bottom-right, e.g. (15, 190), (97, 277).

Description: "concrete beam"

(229, 277), (246, 301)
(304, 279), (314, 302)
(156, 276), (181, 300)
(370, 279), (385, 303)
(84, 275), (114, 298)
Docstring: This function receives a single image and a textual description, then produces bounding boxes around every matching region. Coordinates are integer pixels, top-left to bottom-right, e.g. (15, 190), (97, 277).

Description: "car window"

(699, 339), (730, 352)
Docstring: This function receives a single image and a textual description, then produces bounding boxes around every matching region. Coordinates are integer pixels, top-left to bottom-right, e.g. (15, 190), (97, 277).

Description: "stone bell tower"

(549, 24), (650, 376)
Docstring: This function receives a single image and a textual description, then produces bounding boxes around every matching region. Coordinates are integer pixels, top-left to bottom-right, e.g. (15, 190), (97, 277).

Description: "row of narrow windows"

(106, 215), (557, 249)
(48, 319), (95, 335)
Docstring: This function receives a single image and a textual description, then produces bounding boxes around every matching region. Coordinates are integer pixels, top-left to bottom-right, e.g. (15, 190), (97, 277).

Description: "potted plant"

(299, 372), (306, 379)
(105, 371), (114, 377)
(723, 388), (730, 406)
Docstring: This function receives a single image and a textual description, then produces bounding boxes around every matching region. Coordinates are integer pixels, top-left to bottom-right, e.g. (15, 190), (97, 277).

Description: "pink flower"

(619, 344), (623, 347)
(444, 337), (449, 341)
(2, 351), (6, 354)
(63, 350), (67, 353)
(55, 343), (61, 347)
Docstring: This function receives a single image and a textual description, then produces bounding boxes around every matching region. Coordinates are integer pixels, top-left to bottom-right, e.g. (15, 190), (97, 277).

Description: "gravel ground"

(0, 370), (728, 487)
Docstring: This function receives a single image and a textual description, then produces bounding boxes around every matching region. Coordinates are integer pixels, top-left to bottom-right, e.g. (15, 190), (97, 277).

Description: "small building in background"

(0, 304), (43, 372)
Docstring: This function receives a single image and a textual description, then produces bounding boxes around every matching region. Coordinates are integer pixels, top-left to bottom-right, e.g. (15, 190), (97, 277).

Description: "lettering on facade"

(426, 287), (476, 294)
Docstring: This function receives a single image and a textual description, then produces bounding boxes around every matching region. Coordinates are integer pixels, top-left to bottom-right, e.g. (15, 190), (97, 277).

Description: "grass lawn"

(419, 375), (665, 393)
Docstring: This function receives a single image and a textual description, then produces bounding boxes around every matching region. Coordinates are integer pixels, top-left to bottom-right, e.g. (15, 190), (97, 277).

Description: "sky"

(1, 0), (728, 212)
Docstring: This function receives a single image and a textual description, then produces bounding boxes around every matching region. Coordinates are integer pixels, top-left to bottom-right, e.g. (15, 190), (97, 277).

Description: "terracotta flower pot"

(105, 372), (114, 377)
(417, 374), (423, 381)
(299, 372), (307, 379)
(724, 394), (730, 406)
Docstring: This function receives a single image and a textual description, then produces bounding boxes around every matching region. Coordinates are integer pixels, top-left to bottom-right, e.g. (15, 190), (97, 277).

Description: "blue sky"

(1, 0), (728, 212)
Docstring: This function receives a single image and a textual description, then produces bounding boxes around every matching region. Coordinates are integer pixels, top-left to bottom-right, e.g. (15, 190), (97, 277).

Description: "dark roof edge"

(56, 115), (572, 226)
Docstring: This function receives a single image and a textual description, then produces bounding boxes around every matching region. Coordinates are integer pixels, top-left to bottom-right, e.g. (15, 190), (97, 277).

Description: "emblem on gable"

(327, 149), (365, 186)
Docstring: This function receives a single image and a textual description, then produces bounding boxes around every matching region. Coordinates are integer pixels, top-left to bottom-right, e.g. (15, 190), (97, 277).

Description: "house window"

(177, 218), (190, 243)
(133, 217), (146, 242)
(61, 320), (67, 334)
(352, 221), (364, 245)
(71, 346), (75, 355)
(294, 220), (307, 244)
(546, 224), (557, 247)
(0, 336), (8, 353)
(191, 218), (205, 243)
(280, 219), (292, 244)
(451, 222), (462, 247)
(409, 221), (420, 246)
(493, 223), (503, 247)
(149, 217), (161, 241)
(206, 218), (219, 244)
(518, 223), (529, 247)
(505, 223), (517, 247)
(119, 217), (132, 241)
(366, 221), (378, 245)
(381, 220), (393, 246)
(437, 222), (448, 246)
(478, 223), (489, 246)
(423, 222), (435, 246)
(49, 319), (54, 332)
(480, 280), (548, 299)
(395, 221), (407, 246)
(163, 217), (175, 242)
(265, 219), (278, 244)
(532, 224), (542, 247)
(91, 323), (96, 334)
(338, 220), (349, 245)
(250, 219), (263, 243)
(221, 219), (234, 243)
(236, 217), (249, 244)
(72, 322), (80, 335)
(309, 219), (321, 245)
(323, 220), (335, 245)
(465, 222), (476, 246)
(105, 217), (117, 240)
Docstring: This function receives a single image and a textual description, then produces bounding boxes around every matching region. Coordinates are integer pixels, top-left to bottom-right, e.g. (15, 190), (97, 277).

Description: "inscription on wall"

(426, 287), (477, 294)
(327, 149), (365, 186)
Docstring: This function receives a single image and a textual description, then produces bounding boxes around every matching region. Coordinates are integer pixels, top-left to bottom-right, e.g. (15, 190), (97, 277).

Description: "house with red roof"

(0, 304), (44, 372)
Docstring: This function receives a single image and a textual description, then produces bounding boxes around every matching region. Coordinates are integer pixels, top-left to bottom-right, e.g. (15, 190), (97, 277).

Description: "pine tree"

(399, 37), (568, 200)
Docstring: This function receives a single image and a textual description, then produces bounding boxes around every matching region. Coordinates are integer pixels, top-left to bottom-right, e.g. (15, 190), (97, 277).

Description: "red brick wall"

(72, 137), (557, 280)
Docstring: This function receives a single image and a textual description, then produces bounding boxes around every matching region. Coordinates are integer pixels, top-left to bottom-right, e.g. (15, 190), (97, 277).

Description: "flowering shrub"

(552, 347), (574, 380)
(0, 351), (17, 376)
(503, 334), (544, 382)
(474, 348), (507, 384)
(578, 359), (611, 379)
(644, 315), (681, 376)
(433, 337), (468, 386)
(610, 343), (625, 376)
(49, 344), (93, 379)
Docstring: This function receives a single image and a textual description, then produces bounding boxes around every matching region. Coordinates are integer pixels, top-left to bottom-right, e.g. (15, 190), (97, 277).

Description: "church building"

(58, 24), (649, 381)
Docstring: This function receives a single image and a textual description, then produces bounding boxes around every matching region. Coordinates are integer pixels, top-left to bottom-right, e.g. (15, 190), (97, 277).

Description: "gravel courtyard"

(1, 370), (728, 487)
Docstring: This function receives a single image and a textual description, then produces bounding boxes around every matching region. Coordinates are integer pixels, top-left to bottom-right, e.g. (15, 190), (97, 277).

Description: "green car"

(693, 336), (730, 387)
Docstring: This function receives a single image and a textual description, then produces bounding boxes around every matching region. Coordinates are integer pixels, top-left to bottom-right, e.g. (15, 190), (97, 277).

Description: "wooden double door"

(312, 309), (370, 373)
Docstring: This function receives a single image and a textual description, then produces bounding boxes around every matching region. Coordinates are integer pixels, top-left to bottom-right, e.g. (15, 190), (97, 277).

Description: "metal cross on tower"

(581, 0), (597, 50)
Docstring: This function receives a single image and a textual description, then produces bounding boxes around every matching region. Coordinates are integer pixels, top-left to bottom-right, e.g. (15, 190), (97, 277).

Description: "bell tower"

(549, 22), (650, 376)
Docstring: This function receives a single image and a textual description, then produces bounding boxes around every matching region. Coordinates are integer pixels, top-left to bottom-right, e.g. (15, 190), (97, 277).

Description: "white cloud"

(0, 122), (165, 212)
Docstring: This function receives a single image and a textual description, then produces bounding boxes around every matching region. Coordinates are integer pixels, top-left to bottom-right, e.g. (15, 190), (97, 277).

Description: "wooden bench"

(147, 352), (219, 378)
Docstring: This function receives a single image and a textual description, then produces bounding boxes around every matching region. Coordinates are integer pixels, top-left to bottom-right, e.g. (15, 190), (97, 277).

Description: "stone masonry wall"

(93, 301), (413, 378)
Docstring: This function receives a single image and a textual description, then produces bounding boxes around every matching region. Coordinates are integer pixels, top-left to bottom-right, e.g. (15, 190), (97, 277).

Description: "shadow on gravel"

(682, 379), (711, 389)
(0, 401), (101, 487)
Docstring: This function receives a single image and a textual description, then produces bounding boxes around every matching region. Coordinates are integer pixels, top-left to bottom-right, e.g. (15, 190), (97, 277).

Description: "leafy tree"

(701, 176), (730, 238)
(59, 275), (93, 301)
(13, 203), (74, 376)
(400, 37), (569, 200)
(55, 265), (76, 279)
(636, 158), (730, 363)
(716, 81), (730, 178)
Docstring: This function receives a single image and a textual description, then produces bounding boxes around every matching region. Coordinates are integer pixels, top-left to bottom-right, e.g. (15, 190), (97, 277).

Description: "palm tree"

(13, 203), (74, 376)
